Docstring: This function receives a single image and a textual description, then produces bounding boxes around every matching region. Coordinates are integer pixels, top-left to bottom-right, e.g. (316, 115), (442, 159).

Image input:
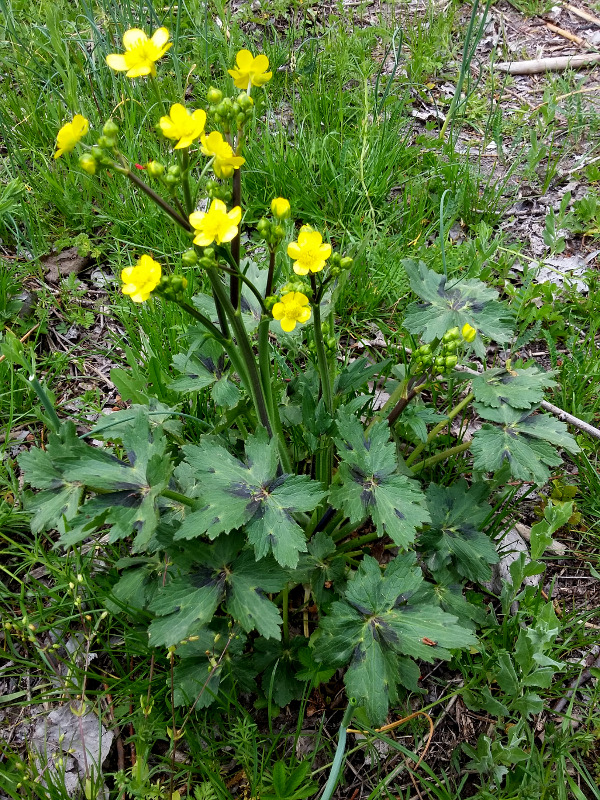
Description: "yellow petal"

(252, 71), (272, 87)
(159, 116), (178, 139)
(287, 242), (301, 259)
(253, 53), (270, 72)
(297, 308), (311, 323)
(151, 27), (170, 49)
(280, 317), (296, 332)
(126, 64), (152, 77)
(106, 53), (128, 71)
(293, 263), (308, 276)
(123, 28), (148, 49)
(189, 211), (206, 229)
(121, 266), (134, 281)
(193, 232), (213, 247)
(174, 135), (195, 149)
(318, 243), (332, 259)
(228, 206), (242, 225)
(295, 292), (309, 305)
(211, 199), (226, 213)
(235, 49), (254, 70)
(170, 103), (188, 125)
(218, 224), (238, 244)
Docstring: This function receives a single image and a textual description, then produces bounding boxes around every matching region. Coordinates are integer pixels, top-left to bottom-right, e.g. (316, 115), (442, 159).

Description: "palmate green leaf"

(420, 481), (498, 583)
(296, 532), (346, 607)
(402, 260), (514, 354)
(147, 536), (286, 646)
(471, 405), (580, 485)
(176, 429), (325, 567)
(314, 554), (476, 724)
(471, 366), (556, 411)
(330, 410), (430, 549)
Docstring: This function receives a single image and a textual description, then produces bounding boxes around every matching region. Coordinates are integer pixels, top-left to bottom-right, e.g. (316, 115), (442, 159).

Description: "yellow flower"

(159, 103), (206, 149)
(200, 131), (245, 179)
(54, 114), (89, 159)
(189, 199), (242, 247)
(228, 49), (272, 91)
(287, 226), (331, 275)
(271, 197), (291, 219)
(121, 254), (162, 302)
(461, 323), (477, 343)
(106, 27), (172, 78)
(272, 292), (311, 332)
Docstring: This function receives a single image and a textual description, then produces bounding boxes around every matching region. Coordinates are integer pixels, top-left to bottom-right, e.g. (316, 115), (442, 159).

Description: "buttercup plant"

(9, 29), (581, 745)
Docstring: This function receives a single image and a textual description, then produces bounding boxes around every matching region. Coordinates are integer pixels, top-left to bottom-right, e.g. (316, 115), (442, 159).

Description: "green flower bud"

(79, 153), (97, 175)
(327, 337), (337, 350)
(445, 356), (458, 369)
(232, 102), (241, 116)
(236, 113), (246, 129)
(181, 249), (198, 267)
(207, 86), (223, 105)
(340, 256), (353, 270)
(164, 173), (179, 187)
(97, 135), (116, 149)
(330, 252), (342, 268)
(418, 344), (431, 355)
(237, 92), (253, 111)
(102, 119), (119, 137)
(257, 217), (271, 236)
(273, 225), (285, 240)
(91, 145), (104, 160)
(265, 295), (278, 311)
(167, 164), (181, 178)
(443, 340), (458, 353)
(203, 247), (215, 261)
(147, 160), (165, 178)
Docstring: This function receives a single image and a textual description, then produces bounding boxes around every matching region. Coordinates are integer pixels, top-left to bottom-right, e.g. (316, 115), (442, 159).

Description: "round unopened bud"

(164, 174), (179, 187)
(79, 153), (97, 175)
(207, 86), (223, 105)
(340, 256), (353, 270)
(265, 295), (278, 311)
(232, 102), (241, 116)
(97, 135), (116, 149)
(91, 145), (104, 160)
(167, 164), (181, 178)
(102, 119), (119, 137)
(236, 113), (246, 129)
(147, 160), (165, 178)
(256, 218), (271, 236)
(461, 323), (477, 343)
(445, 356), (458, 369)
(271, 197), (291, 220)
(181, 249), (198, 267)
(237, 92), (253, 111)
(203, 247), (215, 261)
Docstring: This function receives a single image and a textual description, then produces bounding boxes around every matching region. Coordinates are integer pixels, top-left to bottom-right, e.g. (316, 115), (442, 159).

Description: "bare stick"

(545, 22), (592, 48)
(563, 2), (600, 27)
(495, 53), (600, 74)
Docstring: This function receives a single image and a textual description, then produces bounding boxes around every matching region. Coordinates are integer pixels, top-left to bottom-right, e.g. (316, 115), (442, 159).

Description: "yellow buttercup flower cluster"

(272, 292), (311, 332)
(189, 199), (241, 247)
(106, 27), (172, 78)
(287, 226), (331, 276)
(160, 104), (206, 149)
(54, 114), (89, 159)
(121, 255), (162, 302)
(228, 49), (272, 91)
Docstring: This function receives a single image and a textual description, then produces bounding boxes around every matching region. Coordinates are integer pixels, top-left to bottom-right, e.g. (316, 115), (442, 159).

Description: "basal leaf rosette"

(313, 554), (477, 724)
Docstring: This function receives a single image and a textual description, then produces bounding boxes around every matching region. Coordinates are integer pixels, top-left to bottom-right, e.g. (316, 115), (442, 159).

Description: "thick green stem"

(207, 268), (272, 434)
(331, 517), (367, 544)
(258, 317), (293, 472)
(410, 440), (471, 473)
(337, 531), (379, 553)
(230, 167), (242, 308)
(175, 300), (228, 343)
(405, 391), (474, 467)
(28, 375), (61, 433)
(265, 248), (276, 297)
(120, 167), (192, 231)
(161, 488), (196, 508)
(310, 274), (333, 415)
(181, 148), (193, 216)
(388, 381), (428, 428)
